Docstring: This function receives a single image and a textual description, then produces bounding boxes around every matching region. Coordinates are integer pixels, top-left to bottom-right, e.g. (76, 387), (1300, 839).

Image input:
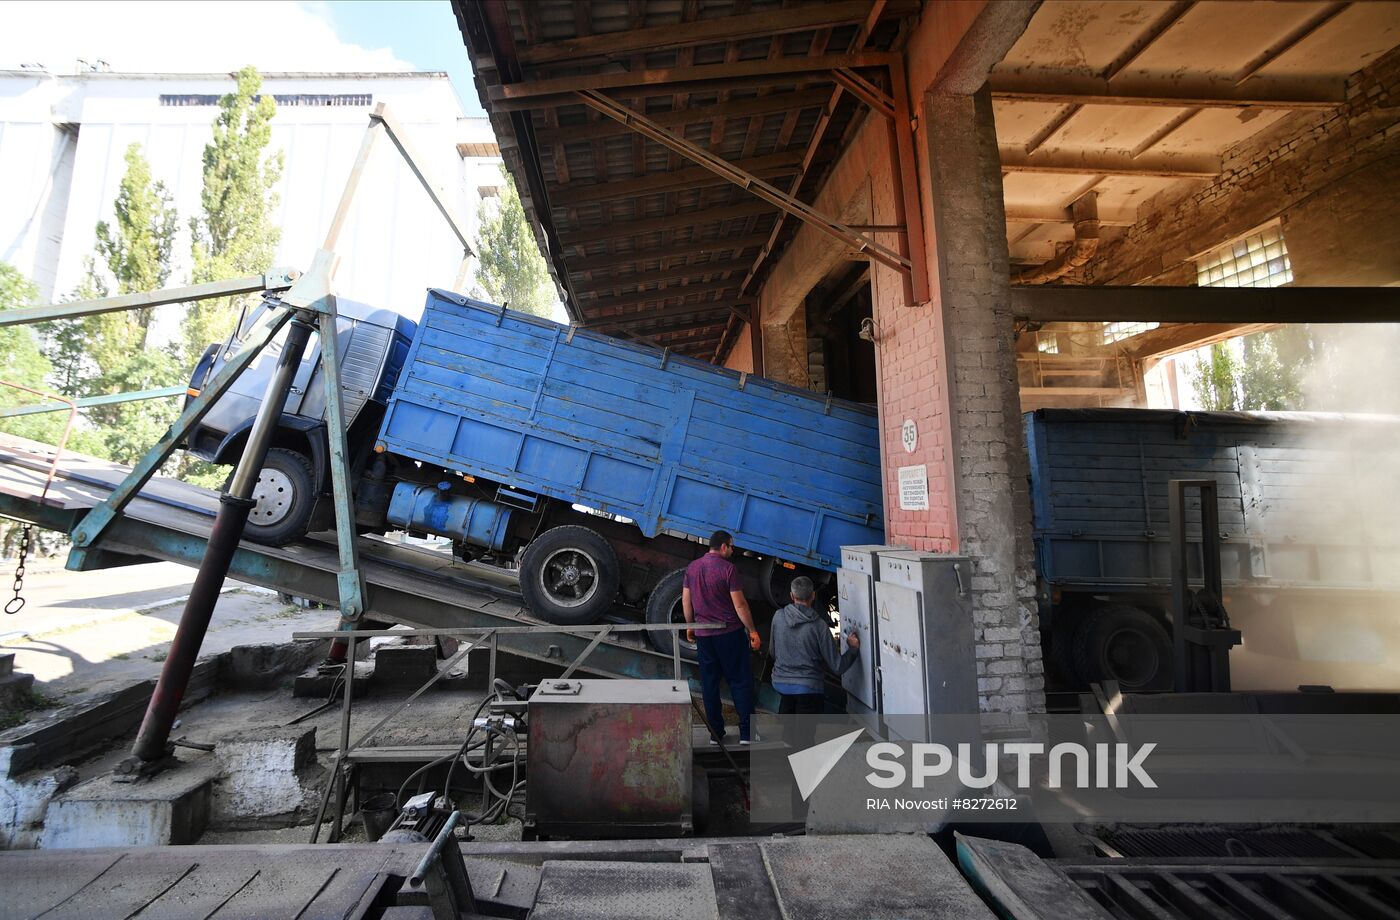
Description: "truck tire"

(1072, 605), (1173, 692)
(241, 448), (318, 546)
(644, 568), (697, 658)
(520, 525), (620, 625)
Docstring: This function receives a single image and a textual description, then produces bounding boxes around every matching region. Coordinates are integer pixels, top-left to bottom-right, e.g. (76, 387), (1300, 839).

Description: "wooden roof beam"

(990, 74), (1345, 109)
(579, 279), (740, 313)
(574, 257), (754, 290)
(1000, 149), (1219, 179)
(1011, 286), (1400, 324)
(487, 52), (895, 109)
(566, 233), (771, 272)
(533, 89), (833, 145)
(562, 200), (778, 244)
(518, 1), (889, 66)
(552, 150), (803, 206)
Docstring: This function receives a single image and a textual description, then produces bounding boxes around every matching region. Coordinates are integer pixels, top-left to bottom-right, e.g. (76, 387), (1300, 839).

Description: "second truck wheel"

(520, 525), (620, 625)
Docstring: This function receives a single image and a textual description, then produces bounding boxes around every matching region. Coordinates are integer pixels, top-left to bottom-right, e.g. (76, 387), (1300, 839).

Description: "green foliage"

(185, 65), (284, 367)
(0, 263), (69, 446)
(96, 143), (178, 337)
(1191, 343), (1241, 411)
(475, 167), (555, 318)
(1239, 328), (1305, 411)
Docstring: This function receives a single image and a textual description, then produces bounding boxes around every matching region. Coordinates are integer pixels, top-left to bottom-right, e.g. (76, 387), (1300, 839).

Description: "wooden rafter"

(567, 234), (771, 272)
(517, 1), (883, 65)
(552, 150), (803, 206)
(576, 258), (753, 290)
(533, 89), (833, 145)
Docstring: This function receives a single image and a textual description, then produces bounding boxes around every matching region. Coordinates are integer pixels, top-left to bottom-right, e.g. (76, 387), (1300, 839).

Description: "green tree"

(475, 168), (555, 318)
(184, 65), (283, 366)
(0, 263), (68, 446)
(1191, 342), (1242, 411)
(96, 142), (178, 339)
(1239, 329), (1305, 411)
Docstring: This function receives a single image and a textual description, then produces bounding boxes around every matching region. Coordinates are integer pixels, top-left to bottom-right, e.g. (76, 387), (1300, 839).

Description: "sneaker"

(708, 734), (727, 746)
(740, 733), (760, 745)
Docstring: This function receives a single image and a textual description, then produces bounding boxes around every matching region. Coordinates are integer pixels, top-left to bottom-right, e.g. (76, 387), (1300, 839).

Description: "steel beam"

(0, 270), (298, 328)
(577, 90), (911, 275)
(0, 385), (185, 419)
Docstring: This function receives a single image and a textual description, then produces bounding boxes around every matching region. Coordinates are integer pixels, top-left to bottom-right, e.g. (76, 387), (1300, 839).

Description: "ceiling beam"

(553, 150), (803, 206)
(563, 201), (778, 245)
(589, 297), (741, 330)
(487, 53), (895, 109)
(567, 234), (772, 272)
(1000, 149), (1219, 179)
(1011, 286), (1400, 324)
(989, 74), (1345, 110)
(1121, 322), (1275, 359)
(610, 313), (734, 337)
(1004, 206), (1136, 228)
(534, 89), (833, 144)
(579, 280), (740, 313)
(517, 1), (884, 66)
(575, 257), (754, 289)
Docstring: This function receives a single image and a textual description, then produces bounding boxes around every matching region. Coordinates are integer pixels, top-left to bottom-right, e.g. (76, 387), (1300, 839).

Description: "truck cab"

(183, 297), (416, 544)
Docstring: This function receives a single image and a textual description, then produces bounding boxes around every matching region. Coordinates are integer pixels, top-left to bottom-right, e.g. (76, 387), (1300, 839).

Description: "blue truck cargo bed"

(376, 290), (884, 571)
(1025, 408), (1400, 593)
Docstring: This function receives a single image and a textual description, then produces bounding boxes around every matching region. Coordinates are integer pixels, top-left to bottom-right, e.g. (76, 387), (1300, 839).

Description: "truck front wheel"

(240, 447), (317, 546)
(520, 525), (620, 625)
(1072, 605), (1173, 692)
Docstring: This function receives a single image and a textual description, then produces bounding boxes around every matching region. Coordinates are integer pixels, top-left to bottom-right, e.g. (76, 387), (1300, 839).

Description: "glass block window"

(1103, 321), (1159, 344)
(1197, 224), (1293, 289)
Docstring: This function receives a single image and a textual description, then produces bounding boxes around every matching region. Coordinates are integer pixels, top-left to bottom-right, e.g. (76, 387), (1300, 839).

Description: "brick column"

(925, 87), (1045, 718)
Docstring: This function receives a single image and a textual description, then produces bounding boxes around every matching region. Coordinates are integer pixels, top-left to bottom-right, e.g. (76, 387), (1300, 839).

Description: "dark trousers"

(696, 627), (753, 739)
(778, 692), (825, 751)
(779, 692), (825, 817)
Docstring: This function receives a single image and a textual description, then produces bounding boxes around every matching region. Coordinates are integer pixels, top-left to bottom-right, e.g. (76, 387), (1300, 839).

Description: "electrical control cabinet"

(874, 552), (978, 741)
(836, 545), (905, 731)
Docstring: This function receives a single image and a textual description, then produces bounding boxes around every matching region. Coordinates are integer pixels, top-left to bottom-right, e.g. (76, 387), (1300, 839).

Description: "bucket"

(361, 791), (399, 842)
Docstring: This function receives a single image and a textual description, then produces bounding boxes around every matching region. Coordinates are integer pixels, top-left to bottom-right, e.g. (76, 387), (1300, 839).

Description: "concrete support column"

(925, 87), (1045, 719)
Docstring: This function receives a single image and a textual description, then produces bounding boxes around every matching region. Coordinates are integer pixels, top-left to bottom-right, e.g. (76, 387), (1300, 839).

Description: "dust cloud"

(1230, 324), (1400, 692)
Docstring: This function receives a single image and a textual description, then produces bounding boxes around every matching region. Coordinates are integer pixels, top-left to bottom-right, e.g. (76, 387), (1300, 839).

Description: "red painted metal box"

(525, 679), (692, 838)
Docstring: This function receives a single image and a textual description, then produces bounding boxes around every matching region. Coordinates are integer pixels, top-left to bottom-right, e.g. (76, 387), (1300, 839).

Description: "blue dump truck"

(186, 290), (884, 646)
(1028, 408), (1400, 692)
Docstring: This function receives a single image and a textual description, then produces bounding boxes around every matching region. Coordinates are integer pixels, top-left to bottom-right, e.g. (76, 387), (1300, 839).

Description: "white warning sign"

(897, 464), (929, 511)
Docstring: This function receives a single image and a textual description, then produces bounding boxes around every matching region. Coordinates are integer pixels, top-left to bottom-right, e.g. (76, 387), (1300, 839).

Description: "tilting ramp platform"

(0, 434), (695, 685)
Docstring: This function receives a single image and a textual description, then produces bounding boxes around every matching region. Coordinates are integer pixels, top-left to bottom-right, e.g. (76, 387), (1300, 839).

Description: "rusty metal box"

(525, 679), (692, 838)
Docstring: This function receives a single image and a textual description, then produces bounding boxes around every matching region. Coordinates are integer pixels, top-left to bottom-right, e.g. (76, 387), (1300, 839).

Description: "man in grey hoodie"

(770, 575), (859, 717)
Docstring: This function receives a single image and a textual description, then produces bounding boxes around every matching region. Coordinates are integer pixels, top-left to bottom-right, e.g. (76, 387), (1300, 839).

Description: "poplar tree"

(184, 65), (283, 367)
(475, 168), (555, 318)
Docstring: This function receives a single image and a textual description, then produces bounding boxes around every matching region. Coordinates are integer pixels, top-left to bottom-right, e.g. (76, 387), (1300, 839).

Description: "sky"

(0, 0), (486, 115)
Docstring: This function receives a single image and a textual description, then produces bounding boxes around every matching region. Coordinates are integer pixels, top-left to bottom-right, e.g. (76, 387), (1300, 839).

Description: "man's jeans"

(696, 627), (754, 741)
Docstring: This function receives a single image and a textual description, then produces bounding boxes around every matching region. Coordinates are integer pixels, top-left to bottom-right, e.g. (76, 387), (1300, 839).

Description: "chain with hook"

(6, 522), (32, 615)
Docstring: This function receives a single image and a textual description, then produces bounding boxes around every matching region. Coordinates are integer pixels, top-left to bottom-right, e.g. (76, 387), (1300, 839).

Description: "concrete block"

(0, 652), (13, 677)
(0, 670), (36, 711)
(0, 746), (78, 849)
(373, 644), (437, 688)
(223, 640), (327, 690)
(211, 725), (323, 828)
(40, 758), (216, 848)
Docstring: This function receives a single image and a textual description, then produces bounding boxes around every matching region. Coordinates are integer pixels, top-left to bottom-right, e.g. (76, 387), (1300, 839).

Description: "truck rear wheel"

(1072, 605), (1173, 692)
(240, 448), (317, 546)
(520, 525), (620, 625)
(644, 568), (696, 659)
